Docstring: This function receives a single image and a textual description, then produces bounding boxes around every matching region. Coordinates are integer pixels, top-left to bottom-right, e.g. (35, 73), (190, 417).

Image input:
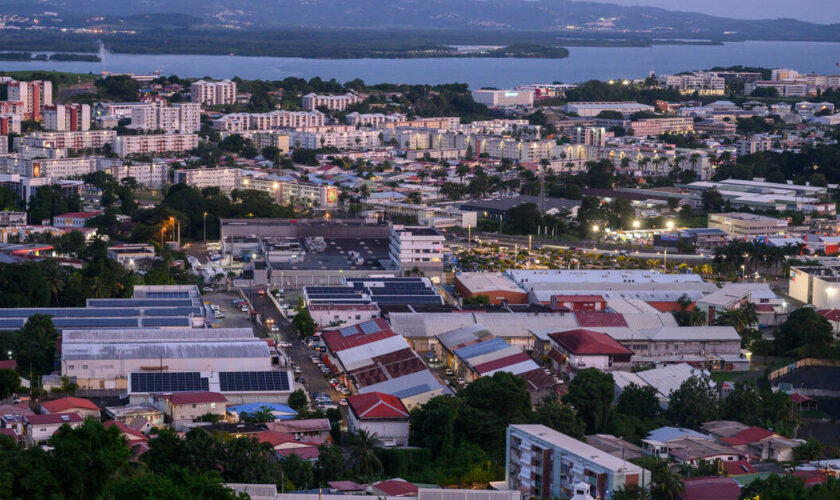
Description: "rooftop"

(548, 329), (633, 356)
(347, 392), (410, 420)
(41, 397), (99, 414)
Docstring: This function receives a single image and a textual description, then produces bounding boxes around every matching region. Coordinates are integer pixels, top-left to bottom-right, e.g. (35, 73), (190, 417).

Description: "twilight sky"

(594, 0), (834, 24)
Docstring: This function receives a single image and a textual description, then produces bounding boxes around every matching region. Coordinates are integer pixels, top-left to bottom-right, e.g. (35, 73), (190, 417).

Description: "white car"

(278, 342), (292, 348)
(270, 325), (279, 332)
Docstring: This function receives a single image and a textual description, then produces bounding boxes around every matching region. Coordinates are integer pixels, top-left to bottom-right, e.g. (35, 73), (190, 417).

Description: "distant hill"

(1, 0), (839, 40)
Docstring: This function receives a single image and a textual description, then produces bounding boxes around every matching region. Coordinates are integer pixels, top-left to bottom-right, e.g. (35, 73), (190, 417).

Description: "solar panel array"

(130, 372), (209, 393)
(142, 317), (192, 327)
(87, 299), (194, 308)
(145, 291), (192, 299)
(218, 371), (290, 392)
(306, 277), (442, 307)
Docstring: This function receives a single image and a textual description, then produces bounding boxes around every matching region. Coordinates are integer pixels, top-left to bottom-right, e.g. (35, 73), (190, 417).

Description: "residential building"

(472, 89), (535, 108)
(112, 133), (199, 157)
(700, 421), (799, 462)
(389, 225), (444, 274)
(628, 117), (694, 137)
(174, 167), (241, 193)
(213, 110), (325, 132)
(255, 430), (320, 460)
(561, 102), (654, 118)
(107, 243), (156, 270)
(190, 79), (237, 105)
(40, 396), (100, 421)
(24, 413), (83, 446)
(287, 128), (381, 150)
(43, 104), (90, 132)
(708, 212), (788, 239)
(267, 418), (332, 441)
(308, 303), (380, 328)
(345, 112), (406, 126)
(346, 392), (410, 447)
(0, 156), (98, 178)
(7, 80), (53, 120)
(100, 161), (169, 189)
(736, 136), (773, 156)
(0, 101), (25, 117)
(274, 181), (338, 208)
(129, 102), (201, 133)
(573, 127), (607, 146)
(789, 265), (840, 308)
(19, 130), (116, 151)
(52, 211), (102, 229)
(251, 132), (291, 154)
(302, 93), (361, 111)
(744, 80), (808, 97)
(104, 404), (165, 428)
(507, 424), (649, 500)
(370, 479), (418, 497)
(545, 328), (633, 377)
(0, 114), (21, 135)
(657, 73), (726, 95)
(150, 391), (227, 430)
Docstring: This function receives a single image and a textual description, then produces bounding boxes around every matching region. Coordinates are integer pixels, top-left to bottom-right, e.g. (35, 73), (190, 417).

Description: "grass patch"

(710, 371), (751, 384)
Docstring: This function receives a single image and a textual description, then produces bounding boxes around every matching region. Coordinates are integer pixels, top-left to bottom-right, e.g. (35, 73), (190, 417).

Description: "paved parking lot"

(201, 290), (255, 329)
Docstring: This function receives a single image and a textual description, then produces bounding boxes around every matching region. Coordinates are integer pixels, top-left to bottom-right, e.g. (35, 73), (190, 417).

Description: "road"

(248, 292), (341, 405)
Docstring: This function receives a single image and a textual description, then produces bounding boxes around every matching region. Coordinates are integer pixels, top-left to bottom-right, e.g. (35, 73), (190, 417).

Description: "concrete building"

(19, 130), (116, 151)
(507, 424), (649, 500)
(736, 136), (773, 156)
(657, 73), (726, 95)
(150, 391), (227, 430)
(53, 211), (102, 229)
(472, 89), (535, 108)
(627, 117), (694, 137)
(708, 212), (788, 239)
(0, 101), (25, 118)
(389, 226), (444, 274)
(174, 167), (241, 193)
(365, 199), (477, 229)
(562, 102), (654, 118)
(100, 161), (169, 189)
(107, 243), (156, 270)
(275, 181), (338, 208)
(129, 102), (201, 133)
(308, 303), (380, 328)
(251, 132), (291, 154)
(345, 112), (406, 127)
(545, 328), (633, 377)
(0, 114), (21, 135)
(0, 156), (98, 179)
(44, 104), (90, 132)
(302, 93), (361, 112)
(346, 392), (410, 447)
(287, 128), (381, 150)
(190, 79), (237, 105)
(745, 81), (807, 97)
(7, 80), (52, 120)
(213, 110), (325, 132)
(454, 272), (528, 305)
(24, 413), (83, 446)
(112, 133), (199, 157)
(789, 265), (840, 308)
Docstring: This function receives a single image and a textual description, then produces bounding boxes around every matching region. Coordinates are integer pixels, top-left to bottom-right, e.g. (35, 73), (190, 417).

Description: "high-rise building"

(190, 79), (237, 105)
(7, 80), (53, 121)
(301, 93), (361, 111)
(44, 104), (91, 132)
(112, 134), (199, 158)
(0, 115), (21, 135)
(129, 102), (200, 133)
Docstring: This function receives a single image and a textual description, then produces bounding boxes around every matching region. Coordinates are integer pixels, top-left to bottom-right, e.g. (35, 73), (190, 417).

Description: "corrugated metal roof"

(62, 341), (270, 360)
(63, 328), (255, 343)
(337, 335), (410, 371)
(454, 337), (509, 360)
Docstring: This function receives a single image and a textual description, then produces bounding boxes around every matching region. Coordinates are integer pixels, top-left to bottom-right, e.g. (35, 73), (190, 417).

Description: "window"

(192, 404), (196, 408)
(210, 402), (216, 409)
(81, 365), (88, 369)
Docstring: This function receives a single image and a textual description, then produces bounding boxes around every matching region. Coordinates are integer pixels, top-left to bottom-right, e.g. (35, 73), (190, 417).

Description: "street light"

(203, 212), (208, 244)
(632, 220), (640, 229)
(592, 224), (599, 232)
(666, 220), (674, 229)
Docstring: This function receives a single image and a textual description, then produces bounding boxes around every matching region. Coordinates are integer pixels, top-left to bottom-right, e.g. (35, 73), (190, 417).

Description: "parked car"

(270, 325), (279, 332)
(444, 368), (454, 376)
(278, 342), (292, 348)
(339, 398), (348, 407)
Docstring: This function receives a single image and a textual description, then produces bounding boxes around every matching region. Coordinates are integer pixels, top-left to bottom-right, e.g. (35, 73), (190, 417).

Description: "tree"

(288, 389), (308, 412)
(701, 187), (724, 212)
(632, 455), (684, 500)
(51, 419), (132, 498)
(349, 429), (383, 477)
(406, 191), (423, 204)
(775, 307), (834, 355)
(14, 314), (59, 379)
(532, 394), (585, 439)
(794, 438), (823, 461)
(242, 405), (276, 424)
(616, 383), (660, 419)
(505, 202), (541, 235)
(316, 444), (347, 484)
(563, 368), (615, 434)
(0, 369), (20, 399)
(666, 376), (719, 429)
(281, 453), (314, 490)
(292, 308), (316, 338)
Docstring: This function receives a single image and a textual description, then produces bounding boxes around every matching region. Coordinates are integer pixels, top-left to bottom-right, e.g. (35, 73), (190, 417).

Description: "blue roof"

(227, 403), (297, 419)
(454, 337), (509, 360)
(646, 426), (711, 443)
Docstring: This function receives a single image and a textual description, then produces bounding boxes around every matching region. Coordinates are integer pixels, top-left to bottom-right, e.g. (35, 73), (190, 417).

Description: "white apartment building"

(381, 116), (461, 130)
(657, 72), (726, 95)
(562, 101), (654, 117)
(389, 225), (444, 274)
(274, 181), (338, 208)
(130, 102), (201, 133)
(174, 167), (241, 193)
(19, 130), (116, 151)
(0, 101), (25, 118)
(745, 81), (808, 97)
(0, 114), (21, 135)
(250, 132), (291, 153)
(213, 110), (325, 132)
(97, 102), (152, 119)
(737, 135), (773, 157)
(472, 89), (535, 108)
(101, 162), (169, 189)
(301, 92), (361, 111)
(708, 212), (788, 238)
(345, 112), (406, 127)
(7, 80), (53, 120)
(479, 138), (554, 162)
(287, 128), (381, 150)
(112, 133), (199, 158)
(573, 127), (607, 146)
(190, 79), (237, 105)
(44, 104), (90, 132)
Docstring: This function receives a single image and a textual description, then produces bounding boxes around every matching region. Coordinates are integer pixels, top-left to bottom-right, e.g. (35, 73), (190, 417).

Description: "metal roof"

(62, 341), (270, 360)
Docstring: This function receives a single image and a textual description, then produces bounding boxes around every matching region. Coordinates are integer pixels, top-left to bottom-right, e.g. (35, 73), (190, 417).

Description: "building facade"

(7, 80), (53, 120)
(190, 79), (237, 105)
(44, 104), (90, 132)
(302, 93), (361, 111)
(112, 133), (199, 158)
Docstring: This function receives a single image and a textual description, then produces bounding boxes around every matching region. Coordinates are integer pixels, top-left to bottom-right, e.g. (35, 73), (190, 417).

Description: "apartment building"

(507, 424), (649, 500)
(287, 128), (381, 150)
(251, 132), (291, 153)
(7, 80), (53, 120)
(0, 137), (6, 155)
(275, 181), (338, 208)
(96, 101), (153, 119)
(130, 102), (201, 133)
(112, 133), (199, 158)
(213, 110), (325, 132)
(561, 102), (654, 117)
(44, 104), (90, 132)
(0, 101), (24, 117)
(0, 156), (97, 178)
(657, 73), (726, 95)
(745, 81), (808, 97)
(737, 135), (773, 156)
(708, 212), (788, 239)
(389, 225), (444, 274)
(301, 92), (361, 111)
(573, 127), (607, 146)
(174, 167), (241, 193)
(190, 79), (237, 105)
(479, 138), (554, 162)
(472, 89), (535, 108)
(101, 162), (169, 189)
(0, 115), (21, 135)
(345, 112), (406, 127)
(20, 130), (116, 151)
(627, 117), (694, 137)
(381, 117), (461, 130)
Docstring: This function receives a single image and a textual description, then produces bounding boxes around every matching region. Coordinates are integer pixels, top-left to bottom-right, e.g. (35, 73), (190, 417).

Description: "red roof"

(790, 393), (816, 404)
(321, 319), (396, 352)
(518, 368), (558, 390)
(103, 420), (147, 442)
(167, 392), (227, 405)
(0, 360), (16, 370)
(347, 392), (409, 420)
(472, 351), (531, 375)
(54, 211), (102, 219)
(25, 413), (84, 425)
(328, 481), (366, 492)
(792, 470), (827, 486)
(41, 397), (99, 414)
(549, 329), (633, 356)
(721, 460), (757, 476)
(372, 479), (418, 497)
(574, 311), (628, 327)
(276, 446), (320, 460)
(733, 426), (778, 443)
(754, 304), (775, 312)
(255, 430), (298, 447)
(817, 309), (840, 322)
(552, 295), (605, 303)
(680, 477), (740, 500)
(648, 301), (693, 313)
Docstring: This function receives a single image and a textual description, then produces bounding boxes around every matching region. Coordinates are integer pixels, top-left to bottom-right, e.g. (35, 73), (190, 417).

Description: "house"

(24, 413), (83, 446)
(103, 420), (147, 446)
(642, 427), (748, 465)
(52, 211), (103, 229)
(150, 392), (227, 431)
(370, 478), (418, 497)
(267, 418), (332, 442)
(347, 392), (410, 447)
(254, 430), (319, 461)
(328, 480), (368, 494)
(40, 396), (100, 421)
(226, 403), (297, 422)
(719, 426), (800, 462)
(0, 404), (34, 437)
(104, 404), (165, 428)
(546, 329), (633, 377)
(678, 477), (741, 500)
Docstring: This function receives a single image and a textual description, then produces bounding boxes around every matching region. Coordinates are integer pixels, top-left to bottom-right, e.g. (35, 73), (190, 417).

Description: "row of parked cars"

(231, 298), (250, 313)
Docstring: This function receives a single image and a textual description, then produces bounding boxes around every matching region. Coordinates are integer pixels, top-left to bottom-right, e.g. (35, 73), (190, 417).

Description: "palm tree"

(349, 429), (382, 477)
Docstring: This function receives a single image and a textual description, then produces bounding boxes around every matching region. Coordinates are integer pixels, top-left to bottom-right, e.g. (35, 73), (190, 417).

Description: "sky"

(597, 0), (835, 24)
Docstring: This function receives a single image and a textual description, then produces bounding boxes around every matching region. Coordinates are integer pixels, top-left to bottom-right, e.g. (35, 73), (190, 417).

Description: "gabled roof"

(41, 397), (99, 414)
(347, 392), (409, 420)
(548, 329), (632, 356)
(721, 460), (757, 476)
(167, 392), (227, 405)
(103, 420), (147, 442)
(255, 430), (298, 447)
(371, 478), (418, 497)
(25, 413), (84, 425)
(728, 426), (779, 444)
(681, 477), (740, 500)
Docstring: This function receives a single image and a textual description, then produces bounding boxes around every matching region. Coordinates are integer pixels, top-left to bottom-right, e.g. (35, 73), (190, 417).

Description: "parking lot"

(201, 290), (256, 329)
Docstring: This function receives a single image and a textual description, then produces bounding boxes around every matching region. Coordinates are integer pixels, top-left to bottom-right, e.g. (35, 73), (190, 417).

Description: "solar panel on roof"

(218, 371), (290, 392)
(130, 372), (208, 393)
(142, 317), (192, 327)
(146, 292), (191, 299)
(339, 325), (358, 337)
(87, 299), (194, 308)
(359, 320), (382, 335)
(53, 318), (139, 328)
